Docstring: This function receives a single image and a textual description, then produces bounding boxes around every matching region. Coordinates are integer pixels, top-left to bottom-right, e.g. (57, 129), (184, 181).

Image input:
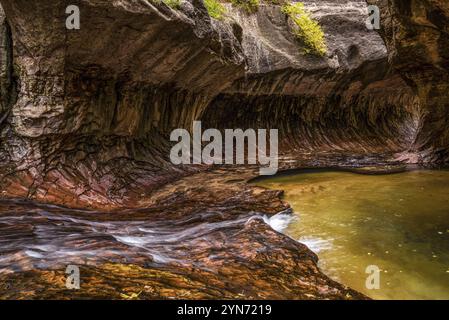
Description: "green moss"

(231, 0), (260, 13)
(204, 0), (227, 19)
(163, 0), (182, 9)
(281, 2), (327, 56)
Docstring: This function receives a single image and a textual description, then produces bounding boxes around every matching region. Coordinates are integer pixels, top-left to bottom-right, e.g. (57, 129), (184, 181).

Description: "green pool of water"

(256, 169), (449, 300)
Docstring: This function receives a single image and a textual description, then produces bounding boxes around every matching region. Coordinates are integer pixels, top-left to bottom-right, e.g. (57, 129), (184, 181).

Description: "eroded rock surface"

(371, 0), (449, 162)
(0, 0), (448, 300)
(0, 162), (372, 299)
(0, 0), (443, 207)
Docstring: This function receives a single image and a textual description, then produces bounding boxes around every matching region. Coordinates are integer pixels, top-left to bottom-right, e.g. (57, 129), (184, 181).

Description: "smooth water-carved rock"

(0, 0), (440, 207)
(0, 0), (448, 300)
(371, 0), (449, 162)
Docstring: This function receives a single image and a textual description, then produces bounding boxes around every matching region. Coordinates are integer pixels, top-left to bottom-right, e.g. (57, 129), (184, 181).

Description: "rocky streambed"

(1, 155), (388, 300)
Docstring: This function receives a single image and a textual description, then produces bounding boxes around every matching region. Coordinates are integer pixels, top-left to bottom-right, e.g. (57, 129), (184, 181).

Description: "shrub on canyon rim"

(204, 0), (227, 19)
(163, 0), (182, 9)
(231, 0), (260, 13)
(282, 2), (327, 56)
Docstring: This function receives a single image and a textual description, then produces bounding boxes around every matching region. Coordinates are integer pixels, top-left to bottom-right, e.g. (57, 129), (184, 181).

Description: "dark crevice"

(0, 18), (17, 127)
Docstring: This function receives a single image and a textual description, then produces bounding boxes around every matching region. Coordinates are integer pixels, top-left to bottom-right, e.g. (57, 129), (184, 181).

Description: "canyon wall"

(372, 0), (449, 162)
(204, 1), (419, 155)
(0, 0), (246, 207)
(0, 0), (447, 208)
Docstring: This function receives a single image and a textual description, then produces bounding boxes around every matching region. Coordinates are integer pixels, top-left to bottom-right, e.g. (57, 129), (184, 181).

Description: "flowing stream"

(256, 169), (449, 300)
(2, 169), (449, 299)
(0, 199), (257, 274)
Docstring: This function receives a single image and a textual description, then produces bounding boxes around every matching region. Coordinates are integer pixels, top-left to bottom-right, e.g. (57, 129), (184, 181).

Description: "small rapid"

(0, 199), (265, 274)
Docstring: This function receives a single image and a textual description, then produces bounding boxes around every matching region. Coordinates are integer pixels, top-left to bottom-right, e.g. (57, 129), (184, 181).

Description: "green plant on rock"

(265, 0), (287, 5)
(281, 2), (327, 56)
(204, 0), (227, 19)
(163, 0), (182, 9)
(231, 0), (260, 13)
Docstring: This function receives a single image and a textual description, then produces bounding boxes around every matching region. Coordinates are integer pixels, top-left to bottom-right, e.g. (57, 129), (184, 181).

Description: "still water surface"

(257, 169), (449, 300)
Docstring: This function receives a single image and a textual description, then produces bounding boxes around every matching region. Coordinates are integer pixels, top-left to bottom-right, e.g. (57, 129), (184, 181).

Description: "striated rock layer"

(0, 0), (247, 208)
(371, 0), (449, 162)
(0, 0), (442, 207)
(0, 0), (447, 299)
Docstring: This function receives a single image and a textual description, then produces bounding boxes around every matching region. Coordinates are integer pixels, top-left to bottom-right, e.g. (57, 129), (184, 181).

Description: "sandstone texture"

(0, 0), (448, 299)
(1, 0), (447, 207)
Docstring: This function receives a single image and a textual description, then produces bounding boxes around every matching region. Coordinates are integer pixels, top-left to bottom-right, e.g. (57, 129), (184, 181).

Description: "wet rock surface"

(0, 157), (374, 300)
(0, 0), (447, 299)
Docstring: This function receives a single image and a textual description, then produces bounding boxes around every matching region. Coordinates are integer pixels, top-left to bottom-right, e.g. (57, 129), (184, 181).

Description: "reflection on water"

(257, 169), (449, 300)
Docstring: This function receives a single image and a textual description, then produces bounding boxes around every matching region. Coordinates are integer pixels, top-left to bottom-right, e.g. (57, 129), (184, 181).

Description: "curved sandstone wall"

(0, 0), (447, 208)
(372, 0), (449, 162)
